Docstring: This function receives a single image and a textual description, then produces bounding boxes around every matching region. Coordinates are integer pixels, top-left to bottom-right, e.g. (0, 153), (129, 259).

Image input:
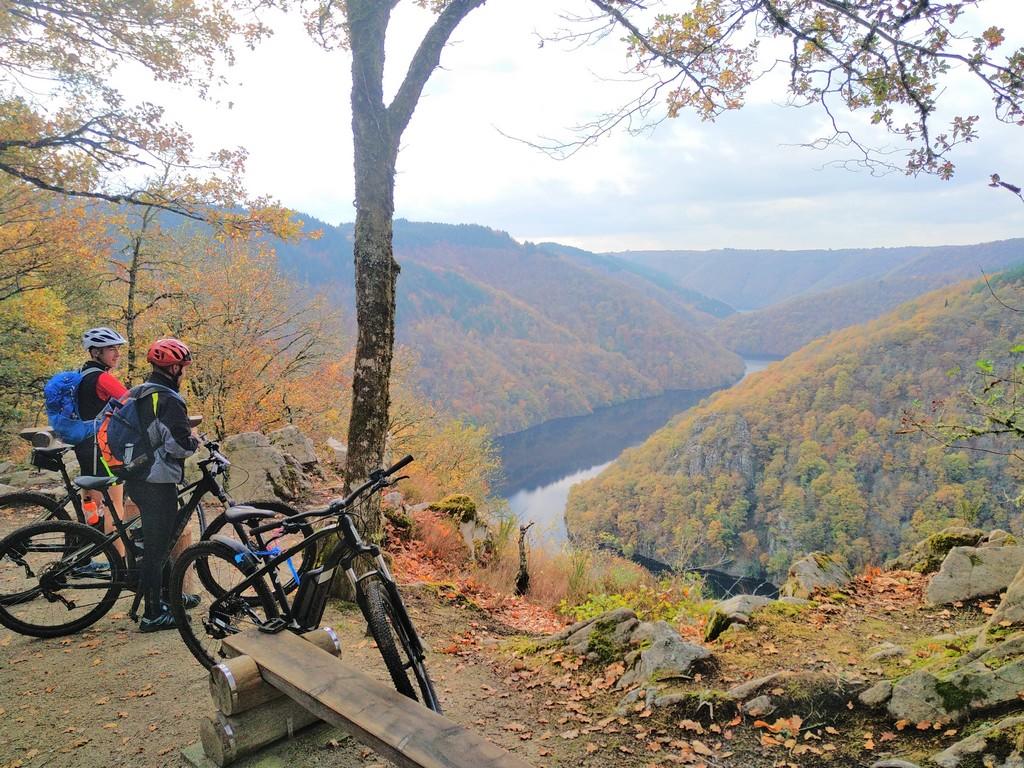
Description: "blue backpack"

(96, 383), (182, 476)
(43, 369), (101, 445)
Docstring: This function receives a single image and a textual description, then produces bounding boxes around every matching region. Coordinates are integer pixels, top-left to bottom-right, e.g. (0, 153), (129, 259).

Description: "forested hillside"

(273, 219), (744, 433)
(616, 239), (1024, 310)
(565, 273), (1024, 580)
(712, 274), (952, 356)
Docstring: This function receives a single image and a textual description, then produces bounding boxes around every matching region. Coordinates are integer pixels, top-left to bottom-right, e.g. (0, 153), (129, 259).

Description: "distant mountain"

(272, 219), (744, 433)
(712, 274), (954, 356)
(613, 239), (1024, 310)
(566, 271), (1024, 580)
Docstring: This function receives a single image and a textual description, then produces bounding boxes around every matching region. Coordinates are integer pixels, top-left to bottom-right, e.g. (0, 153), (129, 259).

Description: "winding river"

(496, 358), (776, 544)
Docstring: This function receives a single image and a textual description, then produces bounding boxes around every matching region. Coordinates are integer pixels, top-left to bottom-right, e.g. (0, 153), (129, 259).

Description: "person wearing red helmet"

(123, 338), (201, 632)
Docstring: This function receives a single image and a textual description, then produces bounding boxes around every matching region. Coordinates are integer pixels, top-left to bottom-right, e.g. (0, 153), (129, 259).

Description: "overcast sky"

(128, 0), (1024, 252)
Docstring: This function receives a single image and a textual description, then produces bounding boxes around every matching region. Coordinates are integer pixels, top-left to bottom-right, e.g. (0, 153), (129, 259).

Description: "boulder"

(885, 527), (985, 574)
(222, 432), (311, 502)
(982, 529), (1018, 548)
(859, 680), (893, 708)
(887, 635), (1024, 724)
(268, 426), (318, 467)
(931, 714), (1024, 768)
(325, 438), (347, 468)
(616, 621), (711, 690)
(867, 642), (907, 662)
(543, 608), (639, 659)
(980, 562), (1024, 645)
(705, 594), (773, 641)
(781, 552), (850, 599)
(926, 545), (1024, 605)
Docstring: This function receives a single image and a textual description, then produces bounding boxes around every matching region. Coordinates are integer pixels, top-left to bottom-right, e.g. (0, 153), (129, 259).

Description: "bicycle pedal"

(258, 618), (289, 634)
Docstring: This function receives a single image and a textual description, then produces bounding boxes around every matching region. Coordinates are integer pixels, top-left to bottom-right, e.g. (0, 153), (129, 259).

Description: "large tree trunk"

(344, 0), (400, 542)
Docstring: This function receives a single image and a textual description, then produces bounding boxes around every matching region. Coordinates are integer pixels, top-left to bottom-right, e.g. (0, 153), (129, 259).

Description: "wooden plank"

(223, 631), (533, 768)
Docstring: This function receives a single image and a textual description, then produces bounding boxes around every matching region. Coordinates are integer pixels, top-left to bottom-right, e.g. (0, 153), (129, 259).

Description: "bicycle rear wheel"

(169, 541), (278, 669)
(0, 493), (72, 540)
(0, 520), (124, 638)
(358, 574), (442, 713)
(201, 501), (312, 594)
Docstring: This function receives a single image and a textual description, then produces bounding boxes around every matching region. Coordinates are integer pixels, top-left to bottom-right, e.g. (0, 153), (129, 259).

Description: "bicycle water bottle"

(83, 498), (101, 526)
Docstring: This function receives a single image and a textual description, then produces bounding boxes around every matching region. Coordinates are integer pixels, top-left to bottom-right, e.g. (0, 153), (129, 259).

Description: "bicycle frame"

(206, 507), (425, 661)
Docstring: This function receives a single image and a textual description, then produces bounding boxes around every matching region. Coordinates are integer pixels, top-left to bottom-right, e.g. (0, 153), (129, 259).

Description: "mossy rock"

(886, 526), (985, 574)
(429, 494), (478, 523)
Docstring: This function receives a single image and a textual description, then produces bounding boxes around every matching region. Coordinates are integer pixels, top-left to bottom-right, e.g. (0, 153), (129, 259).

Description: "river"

(496, 357), (777, 544)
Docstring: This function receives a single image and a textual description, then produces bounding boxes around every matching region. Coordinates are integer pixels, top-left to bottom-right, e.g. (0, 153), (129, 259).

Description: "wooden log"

(211, 627), (340, 715)
(199, 696), (320, 766)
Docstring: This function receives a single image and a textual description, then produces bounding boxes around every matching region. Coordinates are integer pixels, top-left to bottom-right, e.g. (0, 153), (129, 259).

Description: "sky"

(123, 0), (1024, 252)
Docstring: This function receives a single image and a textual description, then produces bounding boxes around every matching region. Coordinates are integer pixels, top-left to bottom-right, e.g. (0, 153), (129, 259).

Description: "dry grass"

(410, 508), (470, 566)
(470, 518), (656, 614)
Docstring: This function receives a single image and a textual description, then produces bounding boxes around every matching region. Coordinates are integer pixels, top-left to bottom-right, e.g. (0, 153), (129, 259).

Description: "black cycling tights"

(125, 481), (187, 619)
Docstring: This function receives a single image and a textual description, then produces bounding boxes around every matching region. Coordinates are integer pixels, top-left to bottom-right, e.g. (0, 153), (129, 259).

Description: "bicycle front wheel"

(0, 520), (125, 638)
(358, 574), (442, 713)
(169, 541), (278, 669)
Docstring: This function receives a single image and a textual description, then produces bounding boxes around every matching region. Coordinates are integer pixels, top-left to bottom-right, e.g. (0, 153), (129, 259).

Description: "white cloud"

(109, 0), (1024, 249)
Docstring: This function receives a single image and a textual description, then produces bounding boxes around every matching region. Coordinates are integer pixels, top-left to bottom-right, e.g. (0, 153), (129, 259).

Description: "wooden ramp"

(221, 629), (533, 768)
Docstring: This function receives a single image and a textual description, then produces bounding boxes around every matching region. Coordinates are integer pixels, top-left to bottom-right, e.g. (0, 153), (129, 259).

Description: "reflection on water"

(498, 357), (778, 543)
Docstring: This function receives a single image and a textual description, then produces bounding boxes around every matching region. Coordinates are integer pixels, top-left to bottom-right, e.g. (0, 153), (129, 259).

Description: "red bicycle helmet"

(147, 338), (193, 369)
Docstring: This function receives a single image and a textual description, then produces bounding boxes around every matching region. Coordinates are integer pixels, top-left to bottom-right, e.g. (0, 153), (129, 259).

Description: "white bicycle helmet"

(82, 327), (127, 350)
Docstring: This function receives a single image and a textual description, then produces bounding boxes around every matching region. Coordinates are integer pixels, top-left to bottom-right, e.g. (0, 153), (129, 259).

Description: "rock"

(705, 594), (773, 641)
(268, 426), (318, 467)
(616, 621), (711, 690)
(888, 635), (1024, 723)
(859, 680), (893, 708)
(429, 494), (477, 523)
(325, 437), (347, 468)
(870, 760), (922, 768)
(2, 467), (62, 490)
(781, 552), (850, 599)
(543, 608), (637, 646)
(983, 529), (1017, 548)
(741, 695), (776, 717)
(222, 432), (312, 502)
(926, 545), (1024, 605)
(725, 670), (865, 715)
(381, 491), (403, 508)
(885, 526), (985, 574)
(931, 714), (1024, 768)
(868, 642), (907, 661)
(980, 562), (1024, 644)
(0, 483), (17, 495)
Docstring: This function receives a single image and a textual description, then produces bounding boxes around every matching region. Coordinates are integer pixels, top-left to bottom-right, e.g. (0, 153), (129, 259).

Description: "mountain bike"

(167, 454), (441, 713)
(0, 435), (312, 589)
(0, 440), (310, 637)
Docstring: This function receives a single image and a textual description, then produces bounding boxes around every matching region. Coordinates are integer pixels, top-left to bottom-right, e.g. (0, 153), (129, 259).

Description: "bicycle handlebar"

(249, 454), (415, 535)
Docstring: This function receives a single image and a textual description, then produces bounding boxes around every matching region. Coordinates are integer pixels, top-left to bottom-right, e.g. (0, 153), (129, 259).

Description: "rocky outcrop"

(926, 545), (1024, 605)
(930, 714), (1024, 768)
(887, 634), (1024, 724)
(673, 413), (754, 482)
(542, 609), (710, 700)
(268, 426), (318, 468)
(885, 527), (986, 574)
(781, 552), (850, 599)
(980, 563), (1024, 645)
(222, 432), (311, 502)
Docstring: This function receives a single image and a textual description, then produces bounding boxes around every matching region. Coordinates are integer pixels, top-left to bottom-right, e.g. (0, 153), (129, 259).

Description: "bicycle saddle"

(223, 505), (278, 523)
(74, 475), (121, 490)
(34, 446), (69, 458)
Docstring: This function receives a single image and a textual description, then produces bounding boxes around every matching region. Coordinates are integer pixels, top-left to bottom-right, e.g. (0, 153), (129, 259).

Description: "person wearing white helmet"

(77, 327), (134, 556)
